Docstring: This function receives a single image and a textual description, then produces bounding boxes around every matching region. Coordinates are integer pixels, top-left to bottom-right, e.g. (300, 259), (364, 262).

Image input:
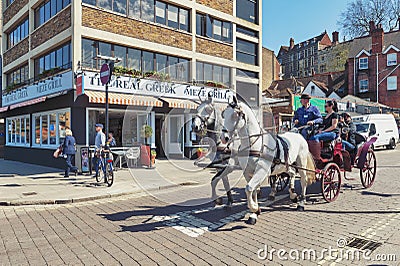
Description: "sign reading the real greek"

(84, 71), (233, 102)
(2, 71), (73, 107)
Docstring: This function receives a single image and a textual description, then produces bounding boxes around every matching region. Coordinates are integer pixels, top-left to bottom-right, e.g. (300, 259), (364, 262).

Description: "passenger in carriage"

(340, 113), (356, 154)
(293, 93), (323, 139)
(309, 100), (339, 143)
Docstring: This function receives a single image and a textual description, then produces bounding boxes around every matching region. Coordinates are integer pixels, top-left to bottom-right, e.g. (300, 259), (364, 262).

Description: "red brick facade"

(3, 0), (28, 25)
(196, 0), (233, 15)
(3, 38), (29, 66)
(348, 44), (400, 108)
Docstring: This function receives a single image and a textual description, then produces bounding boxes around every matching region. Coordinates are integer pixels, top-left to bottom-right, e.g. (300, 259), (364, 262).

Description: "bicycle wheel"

(105, 163), (114, 187)
(96, 161), (105, 183)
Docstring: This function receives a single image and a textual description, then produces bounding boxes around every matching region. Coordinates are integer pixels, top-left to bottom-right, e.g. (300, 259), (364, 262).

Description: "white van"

(353, 114), (399, 150)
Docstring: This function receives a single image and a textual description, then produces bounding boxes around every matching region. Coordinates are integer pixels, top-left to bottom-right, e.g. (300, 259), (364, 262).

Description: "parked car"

(354, 114), (399, 150)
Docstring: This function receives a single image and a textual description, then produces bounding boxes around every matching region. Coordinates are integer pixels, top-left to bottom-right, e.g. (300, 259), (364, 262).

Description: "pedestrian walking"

(108, 132), (117, 147)
(63, 129), (78, 177)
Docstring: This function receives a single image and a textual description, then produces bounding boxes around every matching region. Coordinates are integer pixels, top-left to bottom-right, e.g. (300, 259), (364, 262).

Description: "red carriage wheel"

(360, 149), (376, 188)
(321, 163), (341, 202)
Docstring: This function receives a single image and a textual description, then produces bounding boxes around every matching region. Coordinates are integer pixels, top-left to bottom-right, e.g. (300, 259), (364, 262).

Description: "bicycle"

(94, 146), (114, 187)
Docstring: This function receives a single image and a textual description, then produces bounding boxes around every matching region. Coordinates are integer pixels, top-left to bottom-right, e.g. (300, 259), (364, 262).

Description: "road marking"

(150, 194), (288, 237)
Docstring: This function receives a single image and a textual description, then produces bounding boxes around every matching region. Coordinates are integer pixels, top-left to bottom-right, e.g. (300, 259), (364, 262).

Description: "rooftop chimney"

(290, 38), (294, 50)
(369, 21), (376, 34)
(332, 31), (339, 44)
(371, 26), (384, 54)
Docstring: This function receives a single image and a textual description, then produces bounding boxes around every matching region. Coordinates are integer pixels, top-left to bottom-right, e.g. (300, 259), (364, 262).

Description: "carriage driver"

(293, 94), (323, 139)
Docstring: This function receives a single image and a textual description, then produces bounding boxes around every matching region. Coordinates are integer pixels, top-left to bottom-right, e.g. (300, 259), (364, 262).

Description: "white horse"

(192, 97), (235, 206)
(221, 96), (316, 225)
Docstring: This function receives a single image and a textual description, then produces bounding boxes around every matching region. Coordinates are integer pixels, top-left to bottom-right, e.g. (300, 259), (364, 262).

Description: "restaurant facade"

(1, 0), (262, 167)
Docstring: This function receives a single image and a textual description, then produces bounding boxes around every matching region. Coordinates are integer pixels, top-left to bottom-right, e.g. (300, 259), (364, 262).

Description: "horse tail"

(306, 152), (316, 186)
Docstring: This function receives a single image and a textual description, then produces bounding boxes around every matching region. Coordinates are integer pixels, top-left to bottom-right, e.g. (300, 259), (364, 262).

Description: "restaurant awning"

(9, 97), (47, 110)
(0, 106), (9, 113)
(160, 98), (198, 109)
(85, 91), (163, 107)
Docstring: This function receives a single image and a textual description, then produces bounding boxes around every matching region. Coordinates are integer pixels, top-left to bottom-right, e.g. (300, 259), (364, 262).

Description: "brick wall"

(3, 0), (28, 25)
(3, 38), (29, 67)
(31, 6), (71, 50)
(82, 6), (192, 51)
(196, 0), (233, 15)
(196, 37), (233, 60)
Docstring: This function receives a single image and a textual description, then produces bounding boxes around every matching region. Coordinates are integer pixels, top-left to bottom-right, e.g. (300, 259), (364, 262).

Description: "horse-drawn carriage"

(271, 125), (377, 202)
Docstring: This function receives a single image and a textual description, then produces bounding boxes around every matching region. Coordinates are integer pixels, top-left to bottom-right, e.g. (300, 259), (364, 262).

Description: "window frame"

(387, 53), (397, 66)
(6, 115), (31, 147)
(359, 79), (369, 93)
(236, 0), (258, 24)
(32, 108), (71, 148)
(34, 0), (71, 29)
(359, 57), (368, 70)
(236, 38), (258, 65)
(387, 76), (397, 91)
(196, 13), (232, 43)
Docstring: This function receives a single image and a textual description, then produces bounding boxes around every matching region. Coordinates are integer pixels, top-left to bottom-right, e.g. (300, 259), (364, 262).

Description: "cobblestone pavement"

(0, 147), (399, 265)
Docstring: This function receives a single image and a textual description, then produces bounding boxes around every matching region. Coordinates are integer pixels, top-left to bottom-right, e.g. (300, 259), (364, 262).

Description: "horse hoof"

(255, 208), (261, 215)
(296, 205), (305, 211)
(214, 198), (223, 206)
(268, 195), (275, 201)
(246, 217), (257, 225)
(291, 197), (298, 203)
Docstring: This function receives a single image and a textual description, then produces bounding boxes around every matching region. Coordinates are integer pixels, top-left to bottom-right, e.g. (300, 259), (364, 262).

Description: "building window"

(6, 116), (30, 146)
(6, 65), (29, 91)
(237, 69), (258, 79)
(6, 0), (15, 7)
(387, 76), (397, 90)
(7, 18), (29, 49)
(236, 38), (258, 65)
(387, 53), (397, 66)
(196, 62), (231, 87)
(236, 0), (258, 24)
(83, 0), (189, 32)
(359, 79), (368, 93)
(359, 57), (368, 69)
(236, 26), (258, 37)
(34, 0), (71, 28)
(32, 109), (70, 147)
(34, 42), (71, 78)
(81, 39), (190, 82)
(196, 13), (232, 43)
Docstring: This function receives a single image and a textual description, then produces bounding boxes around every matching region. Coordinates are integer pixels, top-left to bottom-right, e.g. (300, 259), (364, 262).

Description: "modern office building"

(1, 0), (262, 167)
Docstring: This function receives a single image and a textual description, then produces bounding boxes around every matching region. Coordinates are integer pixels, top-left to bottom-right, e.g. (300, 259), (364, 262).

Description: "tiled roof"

(349, 30), (400, 58)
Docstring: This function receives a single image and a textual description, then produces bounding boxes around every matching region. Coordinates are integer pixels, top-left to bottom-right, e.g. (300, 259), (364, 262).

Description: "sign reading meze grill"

(2, 71), (73, 107)
(84, 71), (233, 102)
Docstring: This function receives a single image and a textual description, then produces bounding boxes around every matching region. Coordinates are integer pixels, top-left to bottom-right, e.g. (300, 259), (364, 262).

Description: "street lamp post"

(94, 55), (121, 139)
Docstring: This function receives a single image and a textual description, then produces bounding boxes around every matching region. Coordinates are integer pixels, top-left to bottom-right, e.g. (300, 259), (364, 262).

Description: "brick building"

(262, 47), (280, 91)
(1, 0), (262, 167)
(347, 21), (400, 108)
(277, 31), (332, 79)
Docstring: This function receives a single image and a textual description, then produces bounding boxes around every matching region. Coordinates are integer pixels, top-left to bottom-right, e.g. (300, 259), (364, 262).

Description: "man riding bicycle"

(93, 123), (106, 178)
(293, 94), (323, 139)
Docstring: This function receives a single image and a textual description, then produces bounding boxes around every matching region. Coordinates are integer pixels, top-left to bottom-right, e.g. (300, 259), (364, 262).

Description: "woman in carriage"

(309, 100), (339, 143)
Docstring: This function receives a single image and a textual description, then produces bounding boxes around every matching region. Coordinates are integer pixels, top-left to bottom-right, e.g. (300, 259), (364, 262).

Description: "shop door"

(168, 115), (184, 155)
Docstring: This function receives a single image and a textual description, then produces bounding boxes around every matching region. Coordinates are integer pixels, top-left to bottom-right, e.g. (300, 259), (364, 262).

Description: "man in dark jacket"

(341, 113), (357, 151)
(293, 94), (323, 139)
(63, 129), (78, 177)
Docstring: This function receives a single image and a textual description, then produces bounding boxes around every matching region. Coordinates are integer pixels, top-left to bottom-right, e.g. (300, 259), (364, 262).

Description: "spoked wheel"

(105, 163), (114, 187)
(96, 163), (104, 183)
(269, 173), (290, 192)
(321, 163), (341, 202)
(360, 149), (376, 188)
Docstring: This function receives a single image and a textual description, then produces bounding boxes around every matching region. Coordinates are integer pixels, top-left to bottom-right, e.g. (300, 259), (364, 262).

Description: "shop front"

(81, 71), (233, 159)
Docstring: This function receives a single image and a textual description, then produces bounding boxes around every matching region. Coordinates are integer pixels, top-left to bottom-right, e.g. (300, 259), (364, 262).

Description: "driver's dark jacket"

(346, 121), (356, 146)
(293, 105), (323, 127)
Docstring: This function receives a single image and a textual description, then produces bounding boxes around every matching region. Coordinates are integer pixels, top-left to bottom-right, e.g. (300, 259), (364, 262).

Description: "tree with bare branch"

(338, 0), (400, 38)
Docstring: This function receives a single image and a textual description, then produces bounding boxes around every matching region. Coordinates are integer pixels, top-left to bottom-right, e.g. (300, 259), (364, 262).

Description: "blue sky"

(262, 0), (352, 53)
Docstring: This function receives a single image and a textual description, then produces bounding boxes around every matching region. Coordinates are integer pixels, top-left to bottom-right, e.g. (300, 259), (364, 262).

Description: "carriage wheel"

(321, 163), (341, 202)
(360, 149), (376, 188)
(269, 173), (290, 193)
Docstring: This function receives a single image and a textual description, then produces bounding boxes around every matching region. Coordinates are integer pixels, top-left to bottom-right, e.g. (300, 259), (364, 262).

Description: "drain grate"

(346, 237), (382, 251)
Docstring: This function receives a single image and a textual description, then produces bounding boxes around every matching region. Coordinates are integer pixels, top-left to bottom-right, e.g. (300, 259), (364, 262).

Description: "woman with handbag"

(63, 129), (78, 177)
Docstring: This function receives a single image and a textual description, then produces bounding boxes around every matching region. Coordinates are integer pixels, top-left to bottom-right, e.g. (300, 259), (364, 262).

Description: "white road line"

(149, 194), (288, 237)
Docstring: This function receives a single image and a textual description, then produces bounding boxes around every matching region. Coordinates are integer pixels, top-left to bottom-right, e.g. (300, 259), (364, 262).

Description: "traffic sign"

(100, 63), (110, 85)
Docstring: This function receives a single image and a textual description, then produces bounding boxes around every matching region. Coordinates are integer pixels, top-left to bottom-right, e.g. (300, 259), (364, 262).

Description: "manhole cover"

(346, 237), (382, 251)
